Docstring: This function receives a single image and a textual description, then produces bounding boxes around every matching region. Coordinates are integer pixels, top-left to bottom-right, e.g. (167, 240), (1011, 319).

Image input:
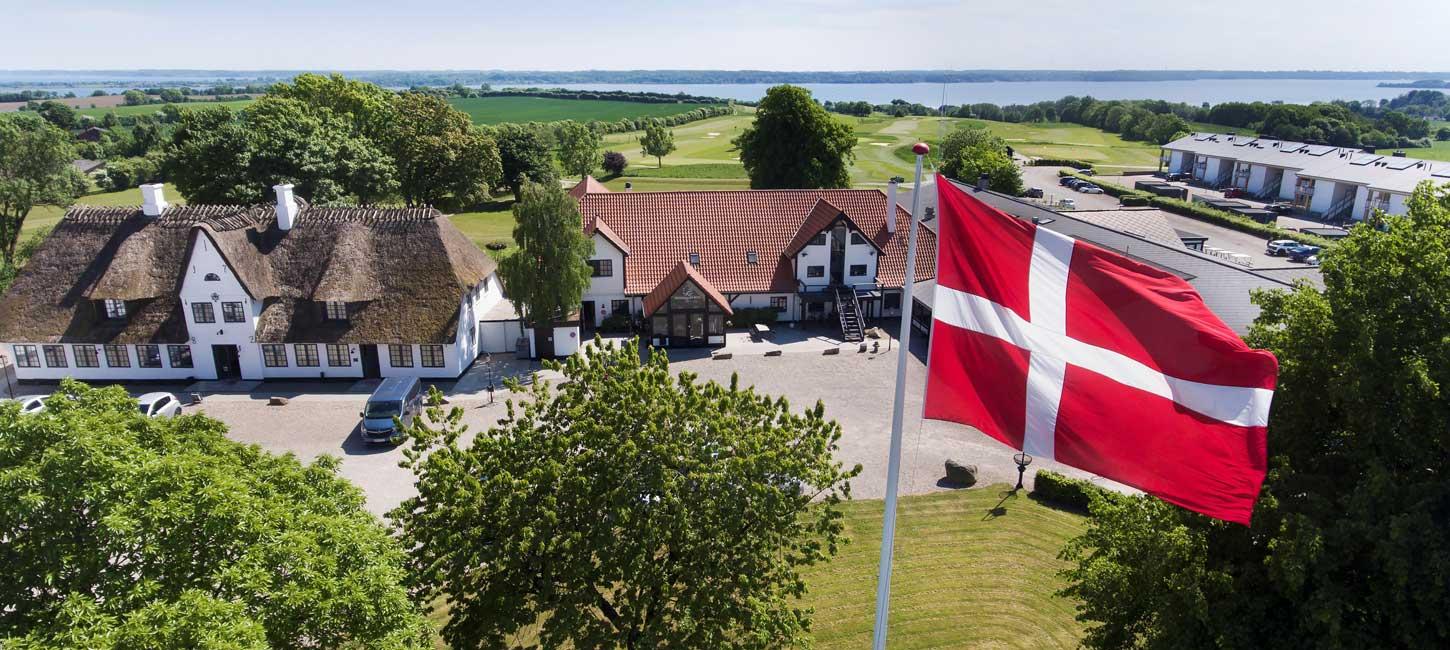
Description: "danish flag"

(923, 177), (1278, 524)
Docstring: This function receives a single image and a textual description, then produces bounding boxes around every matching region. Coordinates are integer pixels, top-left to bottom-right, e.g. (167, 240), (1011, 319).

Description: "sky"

(3, 0), (1449, 71)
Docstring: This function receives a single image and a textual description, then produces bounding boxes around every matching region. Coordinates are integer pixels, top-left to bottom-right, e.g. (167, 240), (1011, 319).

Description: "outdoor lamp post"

(1013, 452), (1034, 491)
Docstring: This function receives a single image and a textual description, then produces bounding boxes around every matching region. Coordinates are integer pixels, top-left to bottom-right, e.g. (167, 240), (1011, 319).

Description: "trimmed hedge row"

(1057, 171), (1334, 248)
(1033, 158), (1095, 169)
(727, 307), (780, 329)
(1032, 470), (1119, 510)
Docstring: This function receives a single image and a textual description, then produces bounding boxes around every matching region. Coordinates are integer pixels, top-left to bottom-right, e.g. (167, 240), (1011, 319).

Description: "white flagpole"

(871, 142), (930, 650)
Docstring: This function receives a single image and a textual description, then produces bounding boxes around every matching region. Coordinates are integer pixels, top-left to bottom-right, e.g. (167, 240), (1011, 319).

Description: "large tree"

(493, 122), (557, 200)
(495, 181), (592, 326)
(947, 143), (1023, 195)
(1059, 181), (1450, 649)
(0, 113), (82, 264)
(638, 120), (676, 168)
(555, 120), (602, 181)
(388, 92), (502, 207)
(266, 72), (397, 140)
(734, 85), (855, 189)
(0, 381), (430, 648)
(392, 339), (860, 649)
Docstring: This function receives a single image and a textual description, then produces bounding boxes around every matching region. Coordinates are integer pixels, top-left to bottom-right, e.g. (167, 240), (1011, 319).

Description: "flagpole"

(871, 142), (930, 650)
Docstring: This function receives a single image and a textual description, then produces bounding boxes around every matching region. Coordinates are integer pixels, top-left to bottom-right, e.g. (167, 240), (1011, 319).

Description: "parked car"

(1059, 198), (1077, 209)
(3, 394), (48, 414)
(1076, 184), (1104, 194)
(1024, 187), (1044, 198)
(359, 377), (423, 444)
(136, 392), (183, 418)
(1075, 168), (1095, 176)
(1164, 172), (1190, 182)
(1265, 239), (1300, 256)
(1306, 255), (1320, 266)
(1059, 176), (1076, 187)
(1266, 202), (1295, 214)
(1287, 245), (1322, 263)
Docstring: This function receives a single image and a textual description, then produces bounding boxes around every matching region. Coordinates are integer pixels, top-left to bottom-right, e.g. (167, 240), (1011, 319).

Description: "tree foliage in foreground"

(1059, 181), (1450, 649)
(0, 112), (83, 264)
(392, 339), (861, 649)
(495, 181), (593, 326)
(0, 381), (430, 649)
(735, 85), (855, 189)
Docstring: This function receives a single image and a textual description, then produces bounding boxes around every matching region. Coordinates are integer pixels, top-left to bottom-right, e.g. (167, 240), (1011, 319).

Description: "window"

(850, 232), (867, 245)
(770, 296), (788, 313)
(849, 264), (868, 277)
(746, 251), (758, 264)
(884, 292), (902, 310)
(420, 345), (445, 368)
(295, 344), (319, 367)
(688, 252), (701, 266)
(73, 345), (99, 368)
(809, 232), (827, 246)
(588, 259), (613, 277)
(389, 345), (414, 368)
(611, 299), (630, 316)
(103, 299), (127, 320)
(191, 302), (215, 324)
(168, 345), (193, 368)
(222, 301), (246, 323)
(43, 345), (67, 368)
(806, 265), (825, 278)
(326, 344), (351, 367)
(13, 344), (39, 368)
(203, 273), (221, 282)
(652, 315), (667, 334)
(104, 345), (130, 368)
(262, 344), (287, 367)
(324, 301), (348, 321)
(707, 314), (724, 336)
(137, 344), (162, 368)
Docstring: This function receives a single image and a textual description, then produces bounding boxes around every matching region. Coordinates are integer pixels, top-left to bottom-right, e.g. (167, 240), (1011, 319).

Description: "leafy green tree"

(492, 122), (557, 200)
(33, 100), (79, 130)
(121, 89), (148, 106)
(0, 113), (80, 264)
(0, 381), (430, 648)
(601, 150), (628, 176)
(388, 92), (502, 207)
(555, 120), (602, 180)
(949, 144), (1024, 195)
(638, 120), (676, 167)
(1059, 181), (1450, 650)
(495, 181), (592, 326)
(392, 339), (860, 649)
(0, 227), (48, 295)
(157, 88), (186, 104)
(939, 127), (1012, 178)
(734, 85), (855, 189)
(1436, 126), (1450, 141)
(99, 110), (119, 129)
(269, 72), (397, 141)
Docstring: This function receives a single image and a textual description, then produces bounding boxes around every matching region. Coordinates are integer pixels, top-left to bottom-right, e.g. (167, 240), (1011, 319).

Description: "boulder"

(267, 396), (289, 407)
(944, 460), (978, 486)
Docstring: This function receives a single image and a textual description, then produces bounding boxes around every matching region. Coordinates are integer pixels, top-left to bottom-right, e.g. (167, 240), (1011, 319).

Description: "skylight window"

(689, 252), (701, 266)
(746, 251), (758, 264)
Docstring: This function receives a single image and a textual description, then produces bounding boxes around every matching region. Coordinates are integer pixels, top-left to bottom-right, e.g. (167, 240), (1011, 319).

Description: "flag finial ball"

(912, 142), (930, 156)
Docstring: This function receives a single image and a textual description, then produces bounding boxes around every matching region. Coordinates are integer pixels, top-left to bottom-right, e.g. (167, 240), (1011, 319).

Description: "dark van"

(359, 377), (423, 443)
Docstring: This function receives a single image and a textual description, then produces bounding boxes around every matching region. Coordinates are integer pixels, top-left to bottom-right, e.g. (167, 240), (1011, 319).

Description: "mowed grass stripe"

(448, 96), (721, 125)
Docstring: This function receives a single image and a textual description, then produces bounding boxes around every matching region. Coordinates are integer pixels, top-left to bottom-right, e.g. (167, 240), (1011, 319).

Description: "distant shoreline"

(1378, 80), (1450, 89)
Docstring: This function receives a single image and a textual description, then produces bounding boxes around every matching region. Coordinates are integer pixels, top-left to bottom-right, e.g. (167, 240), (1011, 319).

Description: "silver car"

(5, 394), (48, 414)
(136, 392), (183, 418)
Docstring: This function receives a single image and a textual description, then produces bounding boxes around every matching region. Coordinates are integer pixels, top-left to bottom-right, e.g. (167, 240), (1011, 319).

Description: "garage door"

(479, 320), (520, 354)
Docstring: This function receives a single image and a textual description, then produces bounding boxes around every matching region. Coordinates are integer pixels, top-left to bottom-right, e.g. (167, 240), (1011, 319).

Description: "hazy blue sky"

(3, 0), (1448, 71)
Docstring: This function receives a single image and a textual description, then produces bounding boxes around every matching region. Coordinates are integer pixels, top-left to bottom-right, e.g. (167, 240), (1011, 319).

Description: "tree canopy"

(492, 122), (557, 200)
(734, 85), (855, 189)
(391, 339), (860, 649)
(555, 120), (602, 180)
(1059, 181), (1450, 649)
(638, 120), (676, 167)
(0, 381), (430, 648)
(389, 92), (502, 207)
(495, 181), (593, 326)
(938, 127), (1024, 194)
(0, 113), (83, 264)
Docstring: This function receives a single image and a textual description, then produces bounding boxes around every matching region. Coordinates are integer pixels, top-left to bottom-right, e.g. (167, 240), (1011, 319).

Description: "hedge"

(727, 307), (779, 329)
(1033, 158), (1095, 169)
(1032, 470), (1119, 511)
(1058, 172), (1333, 248)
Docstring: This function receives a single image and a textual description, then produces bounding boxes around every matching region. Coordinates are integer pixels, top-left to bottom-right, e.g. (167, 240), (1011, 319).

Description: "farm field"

(76, 99), (254, 118)
(448, 96), (725, 125)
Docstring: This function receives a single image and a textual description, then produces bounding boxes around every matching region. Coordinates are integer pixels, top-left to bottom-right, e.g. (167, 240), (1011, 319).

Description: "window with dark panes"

(103, 299), (127, 320)
(746, 251), (758, 264)
(73, 345), (99, 367)
(43, 345), (67, 368)
(168, 345), (193, 368)
(849, 264), (867, 277)
(295, 344), (319, 367)
(327, 344), (351, 367)
(204, 273), (221, 281)
(850, 232), (867, 245)
(884, 292), (901, 310)
(707, 315), (724, 335)
(420, 345), (445, 368)
(807, 265), (825, 278)
(611, 299), (630, 316)
(325, 301), (348, 321)
(809, 233), (827, 246)
(652, 316), (667, 334)
(192, 302), (215, 324)
(389, 345), (414, 367)
(137, 344), (162, 368)
(770, 296), (787, 313)
(262, 344), (287, 367)
(13, 345), (39, 368)
(104, 345), (130, 367)
(588, 259), (613, 277)
(222, 301), (245, 323)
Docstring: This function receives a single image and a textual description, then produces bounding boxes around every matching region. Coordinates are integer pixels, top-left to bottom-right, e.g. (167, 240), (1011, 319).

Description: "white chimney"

(140, 183), (168, 217)
(886, 177), (901, 234)
(273, 184), (300, 231)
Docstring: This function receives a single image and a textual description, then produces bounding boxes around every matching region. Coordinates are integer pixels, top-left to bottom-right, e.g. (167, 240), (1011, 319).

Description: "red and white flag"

(924, 176), (1278, 524)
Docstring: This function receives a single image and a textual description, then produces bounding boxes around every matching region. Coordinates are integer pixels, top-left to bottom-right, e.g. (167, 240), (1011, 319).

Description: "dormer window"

(324, 301), (348, 321)
(103, 299), (126, 320)
(809, 233), (827, 246)
(204, 273), (221, 282)
(689, 252), (701, 266)
(746, 251), (758, 264)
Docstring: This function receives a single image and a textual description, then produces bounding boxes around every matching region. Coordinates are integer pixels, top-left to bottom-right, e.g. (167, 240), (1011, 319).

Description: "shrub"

(727, 307), (779, 329)
(1033, 158), (1095, 169)
(602, 151), (628, 176)
(598, 312), (633, 332)
(485, 240), (509, 251)
(1032, 470), (1118, 510)
(1119, 194), (1152, 207)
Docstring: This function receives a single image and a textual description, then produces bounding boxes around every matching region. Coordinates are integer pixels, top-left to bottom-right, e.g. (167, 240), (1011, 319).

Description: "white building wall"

(1168, 151), (1188, 173)
(1388, 193), (1409, 216)
(795, 239), (830, 287)
(727, 293), (797, 322)
(180, 231), (258, 380)
(1309, 180), (1337, 214)
(254, 343), (363, 379)
(1246, 165), (1268, 194)
(844, 236), (878, 287)
(1351, 186), (1370, 221)
(1203, 157), (1232, 185)
(583, 233), (627, 305)
(1280, 170), (1300, 201)
(5, 342), (206, 382)
(377, 343), (463, 379)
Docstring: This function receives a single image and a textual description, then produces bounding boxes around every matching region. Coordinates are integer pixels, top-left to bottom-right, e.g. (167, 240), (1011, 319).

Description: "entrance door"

(688, 313), (705, 345)
(581, 301), (596, 329)
(533, 326), (555, 358)
(360, 344), (381, 378)
(829, 226), (847, 286)
(211, 344), (240, 379)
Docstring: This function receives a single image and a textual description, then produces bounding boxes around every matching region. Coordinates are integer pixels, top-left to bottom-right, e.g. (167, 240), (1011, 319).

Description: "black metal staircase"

(835, 287), (865, 342)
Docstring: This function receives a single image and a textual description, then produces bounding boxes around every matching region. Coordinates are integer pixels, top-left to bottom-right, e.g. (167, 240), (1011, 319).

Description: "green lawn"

(20, 184), (185, 240)
(449, 96), (724, 126)
(1377, 139), (1450, 162)
(76, 99), (253, 118)
(446, 199), (519, 258)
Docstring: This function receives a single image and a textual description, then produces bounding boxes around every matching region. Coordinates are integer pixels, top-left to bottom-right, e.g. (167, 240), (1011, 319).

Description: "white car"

(1266, 240), (1299, 256)
(5, 394), (48, 414)
(137, 392), (183, 418)
(1076, 185), (1104, 194)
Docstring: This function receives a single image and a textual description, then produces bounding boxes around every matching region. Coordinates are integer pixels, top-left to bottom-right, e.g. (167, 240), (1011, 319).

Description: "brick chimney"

(273, 184), (300, 231)
(140, 183), (168, 217)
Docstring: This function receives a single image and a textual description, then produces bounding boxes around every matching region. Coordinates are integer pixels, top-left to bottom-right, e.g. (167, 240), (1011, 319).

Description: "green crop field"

(76, 99), (253, 118)
(448, 96), (724, 125)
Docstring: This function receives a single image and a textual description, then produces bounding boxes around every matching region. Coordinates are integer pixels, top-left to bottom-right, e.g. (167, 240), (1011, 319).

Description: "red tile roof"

(577, 189), (936, 296)
(782, 198), (884, 258)
(568, 176), (610, 199)
(643, 261), (734, 317)
(587, 217), (629, 255)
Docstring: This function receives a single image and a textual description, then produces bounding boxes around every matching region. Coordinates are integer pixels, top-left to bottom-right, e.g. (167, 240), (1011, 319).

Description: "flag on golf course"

(923, 176), (1278, 524)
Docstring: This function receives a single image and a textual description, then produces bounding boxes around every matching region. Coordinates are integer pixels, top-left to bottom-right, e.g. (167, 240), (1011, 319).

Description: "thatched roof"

(0, 202), (495, 344)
